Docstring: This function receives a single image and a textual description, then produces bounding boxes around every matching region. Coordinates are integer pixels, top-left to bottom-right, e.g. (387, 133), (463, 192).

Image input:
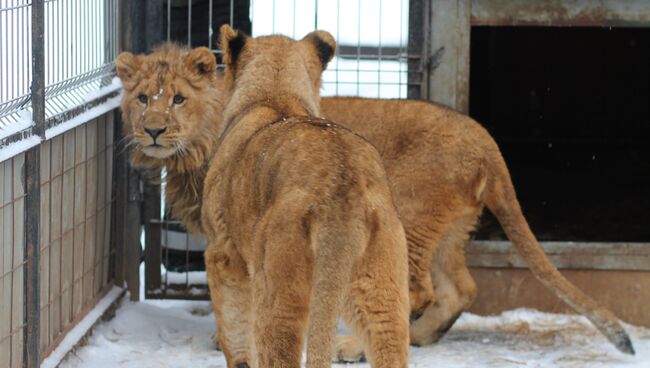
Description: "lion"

(117, 26), (412, 367)
(320, 97), (636, 360)
(115, 40), (633, 364)
(202, 25), (411, 367)
(115, 43), (221, 237)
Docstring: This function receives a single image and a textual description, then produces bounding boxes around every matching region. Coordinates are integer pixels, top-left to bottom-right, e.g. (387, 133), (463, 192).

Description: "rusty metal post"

(143, 179), (162, 297)
(408, 0), (428, 99)
(111, 114), (127, 288)
(25, 0), (45, 366)
(428, 0), (471, 112)
(125, 166), (142, 301)
(143, 0), (164, 299)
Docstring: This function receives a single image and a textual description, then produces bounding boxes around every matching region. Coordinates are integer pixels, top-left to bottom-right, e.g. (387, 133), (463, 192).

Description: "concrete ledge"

(468, 267), (650, 328)
(467, 241), (650, 271)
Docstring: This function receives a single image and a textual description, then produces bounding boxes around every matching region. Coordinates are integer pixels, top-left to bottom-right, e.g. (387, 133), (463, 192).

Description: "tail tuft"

(612, 330), (635, 355)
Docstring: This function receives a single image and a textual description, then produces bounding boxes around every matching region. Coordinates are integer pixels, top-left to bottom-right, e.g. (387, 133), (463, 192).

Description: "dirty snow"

(41, 287), (124, 368)
(0, 109), (33, 140)
(44, 78), (123, 140)
(58, 296), (649, 368)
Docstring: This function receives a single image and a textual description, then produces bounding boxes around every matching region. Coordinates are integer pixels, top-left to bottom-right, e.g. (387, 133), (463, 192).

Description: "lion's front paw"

(333, 335), (366, 363)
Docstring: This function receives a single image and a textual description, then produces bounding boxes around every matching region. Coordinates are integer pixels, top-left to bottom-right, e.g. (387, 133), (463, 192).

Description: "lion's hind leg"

(341, 212), (410, 368)
(409, 208), (480, 346)
(205, 245), (254, 368)
(251, 211), (313, 368)
(333, 335), (366, 363)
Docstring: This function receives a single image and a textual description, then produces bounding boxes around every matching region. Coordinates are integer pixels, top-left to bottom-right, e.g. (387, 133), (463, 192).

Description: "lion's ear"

(219, 24), (248, 68)
(185, 47), (217, 76)
(301, 30), (336, 69)
(115, 52), (143, 82)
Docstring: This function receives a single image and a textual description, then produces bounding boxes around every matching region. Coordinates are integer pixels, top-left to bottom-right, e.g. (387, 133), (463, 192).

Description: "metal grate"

(37, 112), (116, 357)
(251, 0), (412, 98)
(0, 0), (35, 144)
(0, 0), (120, 149)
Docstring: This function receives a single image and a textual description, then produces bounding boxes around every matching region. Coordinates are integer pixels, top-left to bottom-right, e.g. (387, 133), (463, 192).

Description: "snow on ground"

(58, 297), (649, 368)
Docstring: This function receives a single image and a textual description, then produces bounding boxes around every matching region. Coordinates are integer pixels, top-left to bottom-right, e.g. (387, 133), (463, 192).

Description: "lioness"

(321, 98), (635, 359)
(116, 42), (633, 362)
(199, 26), (410, 367)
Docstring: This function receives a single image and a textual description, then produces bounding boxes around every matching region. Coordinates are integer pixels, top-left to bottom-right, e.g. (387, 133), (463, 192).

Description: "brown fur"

(321, 97), (634, 357)
(115, 44), (222, 236)
(116, 42), (633, 362)
(200, 26), (409, 368)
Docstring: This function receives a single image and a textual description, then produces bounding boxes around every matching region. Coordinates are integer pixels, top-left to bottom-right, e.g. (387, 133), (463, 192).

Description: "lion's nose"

(144, 127), (167, 140)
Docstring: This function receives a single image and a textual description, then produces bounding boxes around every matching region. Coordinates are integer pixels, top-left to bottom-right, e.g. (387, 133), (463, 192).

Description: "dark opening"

(470, 26), (650, 242)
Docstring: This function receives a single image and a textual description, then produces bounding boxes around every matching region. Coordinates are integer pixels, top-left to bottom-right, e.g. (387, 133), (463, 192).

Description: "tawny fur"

(115, 43), (634, 362)
(199, 26), (409, 368)
(321, 97), (634, 357)
(116, 44), (222, 236)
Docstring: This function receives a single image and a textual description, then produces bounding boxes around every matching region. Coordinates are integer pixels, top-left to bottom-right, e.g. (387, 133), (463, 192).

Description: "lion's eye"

(138, 94), (148, 104)
(173, 95), (186, 104)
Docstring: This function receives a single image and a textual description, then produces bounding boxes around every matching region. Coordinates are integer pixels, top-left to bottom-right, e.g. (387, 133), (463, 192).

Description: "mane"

(125, 43), (225, 235)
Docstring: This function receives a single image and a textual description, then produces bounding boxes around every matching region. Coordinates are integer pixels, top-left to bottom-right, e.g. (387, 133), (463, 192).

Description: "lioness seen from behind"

(200, 26), (409, 367)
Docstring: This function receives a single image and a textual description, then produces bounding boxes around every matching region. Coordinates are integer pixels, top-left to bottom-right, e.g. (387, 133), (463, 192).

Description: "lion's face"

(116, 45), (222, 163)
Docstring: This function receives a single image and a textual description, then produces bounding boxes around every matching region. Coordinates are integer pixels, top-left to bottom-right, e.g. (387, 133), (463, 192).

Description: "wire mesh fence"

(0, 0), (120, 151)
(0, 1), (123, 366)
(37, 112), (116, 358)
(251, 0), (411, 98)
(0, 0), (35, 146)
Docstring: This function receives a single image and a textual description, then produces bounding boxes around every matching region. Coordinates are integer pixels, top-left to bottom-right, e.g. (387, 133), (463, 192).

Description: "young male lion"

(202, 26), (409, 368)
(116, 40), (633, 364)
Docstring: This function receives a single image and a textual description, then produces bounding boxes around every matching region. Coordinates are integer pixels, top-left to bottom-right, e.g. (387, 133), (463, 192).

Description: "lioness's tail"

(305, 225), (357, 367)
(482, 143), (635, 355)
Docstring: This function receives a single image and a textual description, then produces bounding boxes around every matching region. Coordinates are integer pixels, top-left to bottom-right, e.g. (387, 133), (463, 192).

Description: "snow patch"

(1, 77), (123, 162)
(164, 270), (208, 285)
(57, 302), (650, 368)
(82, 77), (122, 104)
(45, 93), (122, 140)
(0, 109), (33, 140)
(41, 286), (124, 368)
(0, 135), (40, 163)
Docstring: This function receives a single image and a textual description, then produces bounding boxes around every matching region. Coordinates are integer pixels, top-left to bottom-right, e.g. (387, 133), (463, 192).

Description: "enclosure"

(1, 1), (125, 367)
(0, 0), (649, 367)
(140, 0), (650, 328)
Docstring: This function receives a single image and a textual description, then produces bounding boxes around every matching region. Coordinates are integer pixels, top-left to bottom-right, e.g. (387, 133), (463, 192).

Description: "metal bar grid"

(36, 112), (116, 360)
(1, 1), (122, 366)
(0, 0), (120, 149)
(249, 0), (415, 98)
(0, 0), (34, 145)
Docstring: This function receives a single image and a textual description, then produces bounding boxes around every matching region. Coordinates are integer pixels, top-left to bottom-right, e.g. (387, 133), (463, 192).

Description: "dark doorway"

(470, 26), (650, 242)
